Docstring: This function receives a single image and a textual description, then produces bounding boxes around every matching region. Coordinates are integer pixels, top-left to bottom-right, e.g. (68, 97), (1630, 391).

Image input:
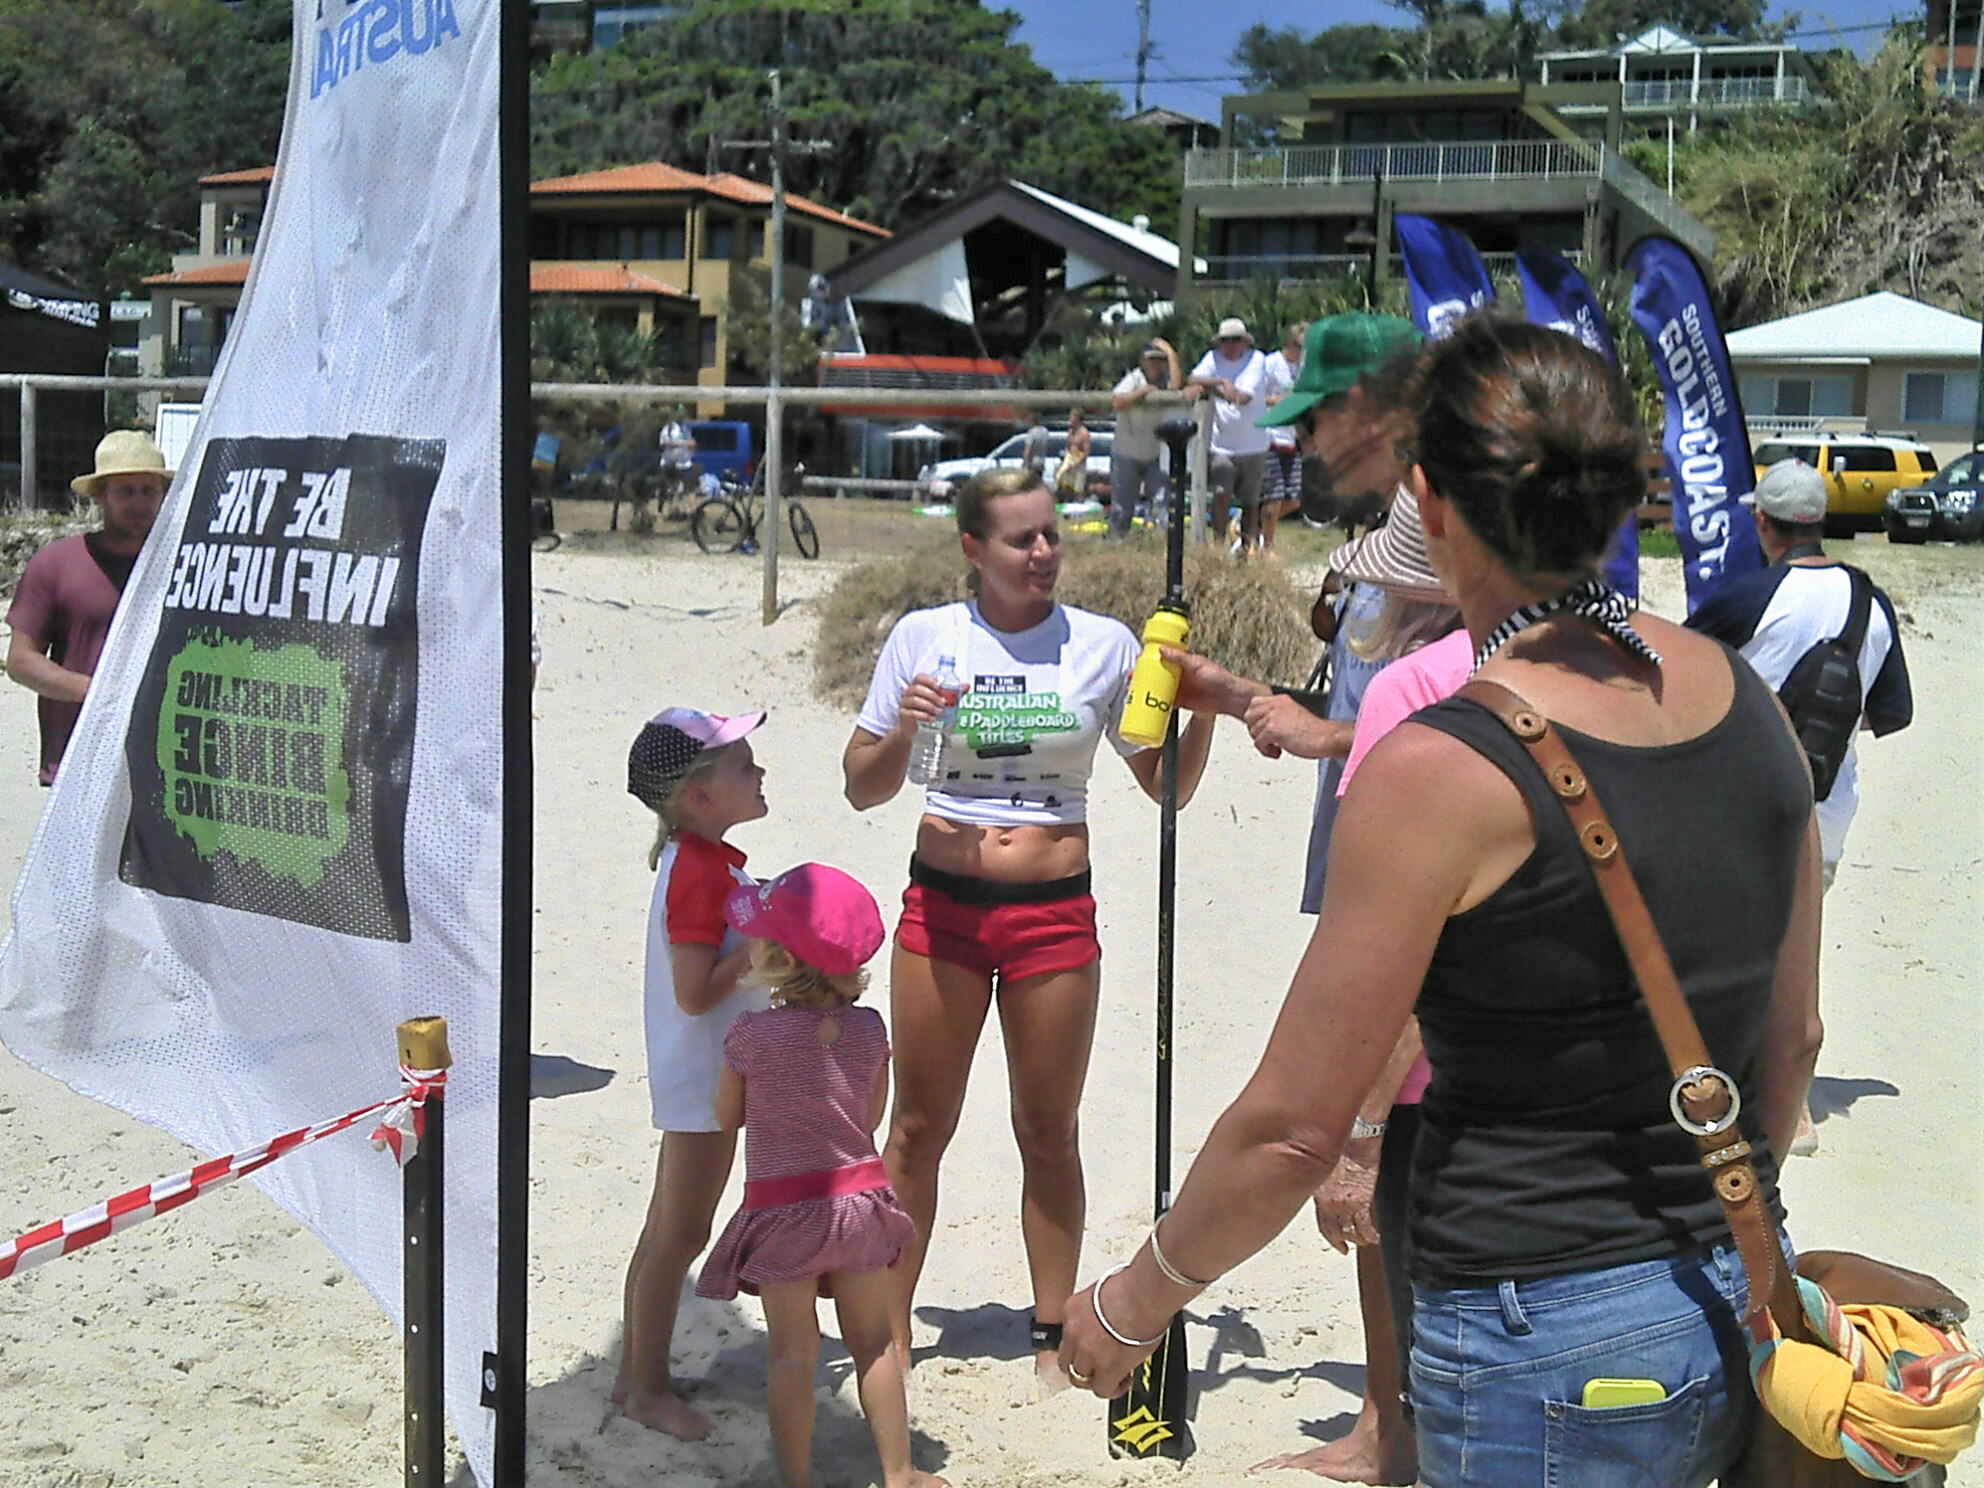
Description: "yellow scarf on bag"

(1752, 1278), (1983, 1478)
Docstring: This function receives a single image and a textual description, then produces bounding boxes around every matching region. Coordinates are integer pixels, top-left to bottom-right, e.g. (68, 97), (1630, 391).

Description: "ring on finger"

(1068, 1365), (1092, 1385)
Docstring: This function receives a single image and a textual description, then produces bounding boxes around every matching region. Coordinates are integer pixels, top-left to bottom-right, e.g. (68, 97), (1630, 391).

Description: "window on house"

(782, 223), (814, 268)
(1903, 370), (1978, 425)
(615, 226), (640, 261)
(1745, 375), (1852, 418)
(704, 215), (735, 259)
(698, 315), (719, 369)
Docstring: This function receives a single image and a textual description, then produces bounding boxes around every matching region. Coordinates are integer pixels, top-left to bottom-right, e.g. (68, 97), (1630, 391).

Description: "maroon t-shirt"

(6, 533), (134, 784)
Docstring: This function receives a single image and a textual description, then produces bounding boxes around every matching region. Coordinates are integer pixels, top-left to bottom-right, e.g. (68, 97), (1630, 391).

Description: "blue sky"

(999, 0), (1917, 117)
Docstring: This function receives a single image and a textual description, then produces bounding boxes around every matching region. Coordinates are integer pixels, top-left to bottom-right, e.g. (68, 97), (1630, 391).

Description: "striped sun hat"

(1331, 484), (1447, 603)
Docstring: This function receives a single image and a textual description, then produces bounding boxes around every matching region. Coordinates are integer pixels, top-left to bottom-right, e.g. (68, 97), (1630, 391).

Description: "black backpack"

(1776, 566), (1872, 803)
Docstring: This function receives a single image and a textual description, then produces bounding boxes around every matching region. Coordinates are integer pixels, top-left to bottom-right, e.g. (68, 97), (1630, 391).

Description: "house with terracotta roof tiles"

(141, 162), (888, 400)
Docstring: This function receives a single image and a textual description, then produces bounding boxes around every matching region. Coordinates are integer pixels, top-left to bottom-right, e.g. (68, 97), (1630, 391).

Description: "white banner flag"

(0, 0), (501, 1478)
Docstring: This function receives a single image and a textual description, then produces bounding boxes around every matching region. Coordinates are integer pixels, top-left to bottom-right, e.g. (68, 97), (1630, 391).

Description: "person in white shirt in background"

(1189, 317), (1271, 558)
(1257, 322), (1308, 558)
(1107, 338), (1193, 538)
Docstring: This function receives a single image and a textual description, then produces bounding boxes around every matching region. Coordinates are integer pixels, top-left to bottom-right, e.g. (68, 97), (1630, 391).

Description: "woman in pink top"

(1259, 482), (1464, 1486)
(700, 864), (943, 1488)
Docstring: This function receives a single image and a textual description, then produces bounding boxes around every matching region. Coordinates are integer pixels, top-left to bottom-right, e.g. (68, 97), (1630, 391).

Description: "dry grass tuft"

(813, 537), (1319, 711)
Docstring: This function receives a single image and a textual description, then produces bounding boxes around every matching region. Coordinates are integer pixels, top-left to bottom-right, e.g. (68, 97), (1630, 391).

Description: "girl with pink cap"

(699, 863), (943, 1488)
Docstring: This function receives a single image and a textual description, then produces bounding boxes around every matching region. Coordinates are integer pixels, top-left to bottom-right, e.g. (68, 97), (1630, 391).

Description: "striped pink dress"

(696, 1005), (914, 1298)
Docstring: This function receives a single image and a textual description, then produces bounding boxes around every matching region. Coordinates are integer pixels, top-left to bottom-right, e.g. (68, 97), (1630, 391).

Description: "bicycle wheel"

(691, 497), (747, 554)
(788, 501), (821, 559)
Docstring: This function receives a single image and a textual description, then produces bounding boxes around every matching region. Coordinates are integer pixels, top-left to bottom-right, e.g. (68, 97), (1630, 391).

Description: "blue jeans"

(1409, 1240), (1764, 1487)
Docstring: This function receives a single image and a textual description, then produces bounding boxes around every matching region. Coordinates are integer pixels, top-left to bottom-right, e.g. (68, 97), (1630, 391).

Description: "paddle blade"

(1106, 1313), (1192, 1459)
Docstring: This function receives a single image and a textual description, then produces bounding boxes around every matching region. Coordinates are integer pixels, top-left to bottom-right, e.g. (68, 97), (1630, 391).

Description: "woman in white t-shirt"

(843, 467), (1215, 1388)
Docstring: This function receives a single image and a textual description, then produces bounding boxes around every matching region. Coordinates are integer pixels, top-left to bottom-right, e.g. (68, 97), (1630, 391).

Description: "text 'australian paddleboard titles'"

(160, 466), (403, 629)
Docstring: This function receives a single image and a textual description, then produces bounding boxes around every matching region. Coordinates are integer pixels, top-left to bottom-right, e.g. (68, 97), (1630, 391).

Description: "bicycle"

(692, 465), (820, 559)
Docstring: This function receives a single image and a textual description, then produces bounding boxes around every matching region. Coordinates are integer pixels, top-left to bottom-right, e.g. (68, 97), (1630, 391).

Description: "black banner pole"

(495, 0), (533, 1482)
(399, 1018), (451, 1487)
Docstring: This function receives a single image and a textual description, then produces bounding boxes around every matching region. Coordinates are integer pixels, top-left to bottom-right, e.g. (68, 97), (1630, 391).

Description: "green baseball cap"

(1256, 313), (1420, 428)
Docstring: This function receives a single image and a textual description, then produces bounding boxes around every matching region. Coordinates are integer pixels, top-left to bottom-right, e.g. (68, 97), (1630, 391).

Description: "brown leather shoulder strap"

(1457, 678), (1797, 1328)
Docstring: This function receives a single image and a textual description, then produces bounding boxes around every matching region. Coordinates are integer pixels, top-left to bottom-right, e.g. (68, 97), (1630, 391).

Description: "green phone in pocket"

(1580, 1377), (1668, 1410)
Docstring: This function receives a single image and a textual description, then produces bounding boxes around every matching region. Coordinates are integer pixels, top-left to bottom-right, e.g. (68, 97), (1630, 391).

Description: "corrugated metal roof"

(198, 166), (275, 186)
(142, 260), (252, 286)
(1727, 292), (1982, 361)
(530, 264), (691, 297)
(531, 163), (888, 236)
(1008, 183), (1202, 274)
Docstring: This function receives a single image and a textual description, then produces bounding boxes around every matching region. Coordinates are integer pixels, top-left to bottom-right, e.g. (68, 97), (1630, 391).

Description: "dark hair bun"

(1411, 315), (1644, 577)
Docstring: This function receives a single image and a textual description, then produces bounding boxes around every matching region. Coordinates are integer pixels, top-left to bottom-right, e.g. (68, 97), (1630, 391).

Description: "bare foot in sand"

(891, 1473), (949, 1488)
(1251, 1423), (1417, 1484)
(621, 1386), (715, 1441)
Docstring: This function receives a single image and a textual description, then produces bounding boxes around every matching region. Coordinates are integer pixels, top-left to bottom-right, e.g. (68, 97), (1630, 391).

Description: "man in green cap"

(1254, 311), (1423, 532)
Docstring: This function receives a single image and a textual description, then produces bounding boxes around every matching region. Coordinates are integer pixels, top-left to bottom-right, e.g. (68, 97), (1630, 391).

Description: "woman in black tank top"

(1054, 317), (1824, 1488)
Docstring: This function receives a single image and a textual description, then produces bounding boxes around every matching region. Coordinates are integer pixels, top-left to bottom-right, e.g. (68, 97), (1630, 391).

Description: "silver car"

(917, 427), (1114, 501)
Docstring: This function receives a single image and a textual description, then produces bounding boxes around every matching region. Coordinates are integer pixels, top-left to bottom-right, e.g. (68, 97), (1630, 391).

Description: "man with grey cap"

(1188, 317), (1271, 554)
(1107, 336), (1191, 538)
(6, 429), (170, 783)
(1686, 456), (1911, 1153)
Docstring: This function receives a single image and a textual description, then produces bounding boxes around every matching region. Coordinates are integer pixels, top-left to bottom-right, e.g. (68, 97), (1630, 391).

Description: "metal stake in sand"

(1107, 416), (1200, 1460)
(400, 1016), (452, 1487)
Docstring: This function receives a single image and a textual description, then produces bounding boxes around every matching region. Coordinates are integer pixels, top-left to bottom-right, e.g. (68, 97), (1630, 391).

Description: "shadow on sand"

(1808, 1074), (1900, 1125)
(456, 1288), (947, 1488)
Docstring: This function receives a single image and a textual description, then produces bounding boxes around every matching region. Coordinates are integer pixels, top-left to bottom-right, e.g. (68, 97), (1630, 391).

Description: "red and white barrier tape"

(0, 1065), (446, 1282)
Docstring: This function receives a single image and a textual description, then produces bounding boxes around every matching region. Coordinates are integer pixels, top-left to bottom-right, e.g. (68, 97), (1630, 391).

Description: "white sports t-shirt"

(644, 833), (769, 1131)
(1262, 349), (1300, 451)
(858, 601), (1144, 827)
(1189, 347), (1271, 457)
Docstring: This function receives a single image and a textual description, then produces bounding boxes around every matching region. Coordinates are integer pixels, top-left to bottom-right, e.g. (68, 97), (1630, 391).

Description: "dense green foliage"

(0, 0), (290, 295)
(529, 0), (1181, 236)
(1232, 0), (1776, 96)
(1628, 29), (1984, 323)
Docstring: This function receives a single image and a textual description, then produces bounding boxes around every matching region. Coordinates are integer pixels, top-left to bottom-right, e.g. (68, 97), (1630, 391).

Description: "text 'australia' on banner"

(0, 0), (502, 1483)
(122, 437), (443, 941)
(1627, 237), (1763, 610)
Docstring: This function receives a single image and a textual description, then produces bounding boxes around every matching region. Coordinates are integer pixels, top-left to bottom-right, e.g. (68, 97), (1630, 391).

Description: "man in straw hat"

(5, 429), (170, 783)
(1188, 316), (1272, 556)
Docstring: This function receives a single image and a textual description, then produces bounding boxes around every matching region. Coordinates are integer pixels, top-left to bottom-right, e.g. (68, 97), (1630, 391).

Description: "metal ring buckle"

(1669, 1065), (1742, 1137)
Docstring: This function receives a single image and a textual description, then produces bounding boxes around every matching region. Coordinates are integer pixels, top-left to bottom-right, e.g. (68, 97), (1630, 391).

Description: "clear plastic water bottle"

(906, 654), (962, 786)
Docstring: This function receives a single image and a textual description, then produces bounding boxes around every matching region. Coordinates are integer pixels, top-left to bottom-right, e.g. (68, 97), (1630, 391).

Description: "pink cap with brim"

(724, 863), (884, 977)
(627, 707), (766, 812)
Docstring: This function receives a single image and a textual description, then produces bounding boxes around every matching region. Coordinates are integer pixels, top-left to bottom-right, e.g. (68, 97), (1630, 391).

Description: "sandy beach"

(0, 528), (1978, 1487)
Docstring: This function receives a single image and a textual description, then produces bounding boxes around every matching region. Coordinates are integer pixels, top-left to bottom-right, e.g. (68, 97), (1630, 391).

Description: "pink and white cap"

(723, 863), (884, 977)
(627, 707), (766, 811)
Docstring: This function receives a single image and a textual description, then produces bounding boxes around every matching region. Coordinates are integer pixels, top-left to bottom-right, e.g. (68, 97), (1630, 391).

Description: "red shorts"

(895, 864), (1100, 984)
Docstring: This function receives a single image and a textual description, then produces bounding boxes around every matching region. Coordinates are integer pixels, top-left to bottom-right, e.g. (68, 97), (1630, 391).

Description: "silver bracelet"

(1092, 1262), (1167, 1349)
(1148, 1217), (1214, 1289)
(1349, 1115), (1388, 1141)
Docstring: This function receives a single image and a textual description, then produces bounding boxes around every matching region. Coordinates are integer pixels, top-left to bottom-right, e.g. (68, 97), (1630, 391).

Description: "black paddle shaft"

(1152, 415), (1195, 1216)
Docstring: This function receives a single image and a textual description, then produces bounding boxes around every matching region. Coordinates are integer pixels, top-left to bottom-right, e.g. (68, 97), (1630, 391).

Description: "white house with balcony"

(1729, 291), (1982, 460)
(1179, 79), (1710, 298)
(1538, 25), (1821, 134)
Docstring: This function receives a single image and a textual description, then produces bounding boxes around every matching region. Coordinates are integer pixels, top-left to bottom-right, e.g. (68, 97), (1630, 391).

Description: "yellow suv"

(1752, 434), (1940, 535)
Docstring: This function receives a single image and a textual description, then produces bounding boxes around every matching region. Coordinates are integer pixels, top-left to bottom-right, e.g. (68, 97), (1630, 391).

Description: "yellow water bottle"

(1118, 600), (1192, 749)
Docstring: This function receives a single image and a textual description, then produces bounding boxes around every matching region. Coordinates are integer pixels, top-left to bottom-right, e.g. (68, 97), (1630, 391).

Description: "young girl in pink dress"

(698, 864), (944, 1488)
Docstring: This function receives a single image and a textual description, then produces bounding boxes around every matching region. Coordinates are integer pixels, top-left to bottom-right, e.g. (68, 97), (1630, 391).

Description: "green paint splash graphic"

(153, 634), (352, 887)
